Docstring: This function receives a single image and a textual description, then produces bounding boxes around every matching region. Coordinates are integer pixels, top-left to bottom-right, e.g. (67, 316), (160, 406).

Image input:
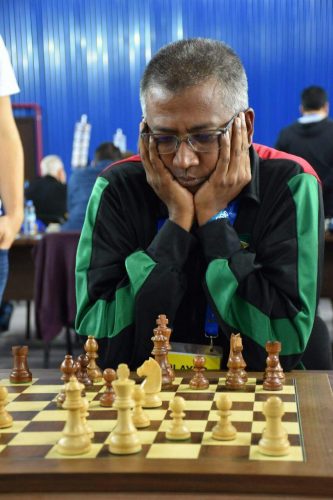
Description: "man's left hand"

(194, 111), (251, 226)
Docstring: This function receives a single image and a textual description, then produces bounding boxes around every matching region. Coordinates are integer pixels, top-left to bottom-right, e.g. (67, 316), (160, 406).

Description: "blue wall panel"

(0, 0), (332, 176)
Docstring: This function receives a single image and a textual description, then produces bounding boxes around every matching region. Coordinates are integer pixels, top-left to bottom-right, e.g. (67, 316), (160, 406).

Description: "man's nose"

(172, 140), (199, 170)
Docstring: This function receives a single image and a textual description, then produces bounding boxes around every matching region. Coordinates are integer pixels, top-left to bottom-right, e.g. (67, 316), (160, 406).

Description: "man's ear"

(245, 108), (255, 146)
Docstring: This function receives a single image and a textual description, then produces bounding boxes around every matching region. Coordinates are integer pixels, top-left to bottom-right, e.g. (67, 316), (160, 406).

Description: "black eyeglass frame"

(140, 109), (247, 155)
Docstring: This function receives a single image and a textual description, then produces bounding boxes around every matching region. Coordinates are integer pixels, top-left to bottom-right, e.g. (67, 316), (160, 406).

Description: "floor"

(0, 299), (332, 371)
(0, 301), (82, 370)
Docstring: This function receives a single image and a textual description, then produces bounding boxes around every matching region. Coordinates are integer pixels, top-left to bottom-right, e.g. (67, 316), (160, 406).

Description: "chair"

(33, 231), (81, 367)
(4, 235), (38, 338)
(302, 315), (333, 369)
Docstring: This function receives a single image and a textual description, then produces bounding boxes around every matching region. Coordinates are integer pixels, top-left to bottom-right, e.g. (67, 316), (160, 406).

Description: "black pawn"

(76, 354), (92, 388)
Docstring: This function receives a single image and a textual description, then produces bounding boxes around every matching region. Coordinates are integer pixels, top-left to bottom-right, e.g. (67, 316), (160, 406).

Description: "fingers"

(214, 116), (240, 182)
(228, 112), (250, 180)
(148, 134), (160, 168)
(138, 120), (147, 158)
(240, 111), (249, 151)
(216, 128), (231, 177)
(138, 120), (155, 180)
(138, 120), (162, 172)
(213, 111), (251, 195)
(229, 114), (242, 169)
(240, 111), (251, 180)
(138, 121), (172, 193)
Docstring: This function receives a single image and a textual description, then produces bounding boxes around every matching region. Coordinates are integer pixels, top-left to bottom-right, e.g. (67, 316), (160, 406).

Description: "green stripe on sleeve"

(125, 251), (157, 295)
(206, 173), (319, 356)
(288, 173), (319, 340)
(76, 177), (157, 339)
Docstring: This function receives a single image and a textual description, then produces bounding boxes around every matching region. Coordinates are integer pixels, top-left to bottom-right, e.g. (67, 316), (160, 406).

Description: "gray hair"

(140, 38), (248, 117)
(40, 155), (64, 177)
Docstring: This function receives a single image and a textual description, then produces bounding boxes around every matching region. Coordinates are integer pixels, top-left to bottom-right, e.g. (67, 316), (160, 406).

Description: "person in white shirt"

(0, 35), (24, 301)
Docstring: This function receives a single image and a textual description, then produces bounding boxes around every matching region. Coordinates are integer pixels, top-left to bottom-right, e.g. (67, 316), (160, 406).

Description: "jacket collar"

(239, 145), (260, 204)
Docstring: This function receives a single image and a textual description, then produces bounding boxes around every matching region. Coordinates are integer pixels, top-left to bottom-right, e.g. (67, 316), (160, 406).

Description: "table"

(3, 235), (40, 338)
(0, 369), (332, 498)
(33, 231), (80, 366)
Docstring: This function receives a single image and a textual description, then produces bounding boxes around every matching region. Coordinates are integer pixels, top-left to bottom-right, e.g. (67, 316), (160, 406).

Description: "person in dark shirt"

(275, 86), (333, 217)
(25, 155), (67, 226)
(76, 39), (332, 371)
(62, 142), (121, 231)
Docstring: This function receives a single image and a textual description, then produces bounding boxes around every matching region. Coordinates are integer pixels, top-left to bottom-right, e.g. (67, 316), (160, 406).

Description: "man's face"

(145, 79), (250, 193)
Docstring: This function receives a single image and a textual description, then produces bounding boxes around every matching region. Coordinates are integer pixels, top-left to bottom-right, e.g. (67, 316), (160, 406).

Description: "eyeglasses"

(140, 111), (240, 155)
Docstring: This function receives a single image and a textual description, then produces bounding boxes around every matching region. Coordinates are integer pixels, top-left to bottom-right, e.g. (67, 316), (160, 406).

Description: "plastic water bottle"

(113, 128), (127, 153)
(23, 200), (37, 236)
(71, 114), (92, 168)
(328, 218), (333, 233)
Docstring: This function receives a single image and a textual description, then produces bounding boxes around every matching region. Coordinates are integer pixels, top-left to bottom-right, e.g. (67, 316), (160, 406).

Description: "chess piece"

(56, 354), (77, 408)
(108, 364), (142, 455)
(132, 385), (150, 428)
(56, 376), (91, 455)
(238, 336), (248, 383)
(212, 394), (237, 440)
(10, 345), (32, 384)
(166, 396), (190, 440)
(76, 354), (93, 388)
(225, 333), (246, 390)
(263, 341), (285, 390)
(81, 393), (94, 439)
(189, 355), (209, 389)
(151, 316), (173, 387)
(84, 336), (103, 382)
(258, 396), (290, 456)
(99, 368), (116, 407)
(156, 314), (175, 382)
(137, 357), (162, 408)
(0, 386), (13, 428)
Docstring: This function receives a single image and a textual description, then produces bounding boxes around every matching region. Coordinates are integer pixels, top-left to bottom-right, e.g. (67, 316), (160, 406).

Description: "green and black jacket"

(75, 144), (324, 370)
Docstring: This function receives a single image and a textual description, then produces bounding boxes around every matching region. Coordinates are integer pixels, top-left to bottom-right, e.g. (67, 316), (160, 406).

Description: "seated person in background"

(25, 155), (67, 225)
(75, 38), (332, 371)
(62, 142), (122, 231)
(275, 86), (333, 218)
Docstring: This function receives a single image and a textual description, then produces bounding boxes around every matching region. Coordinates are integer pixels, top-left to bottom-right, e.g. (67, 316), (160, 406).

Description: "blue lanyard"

(204, 199), (239, 341)
(157, 198), (239, 344)
(225, 199), (239, 226)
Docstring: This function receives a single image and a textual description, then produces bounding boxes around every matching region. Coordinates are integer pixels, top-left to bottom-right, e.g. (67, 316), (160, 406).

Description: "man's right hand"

(139, 122), (194, 231)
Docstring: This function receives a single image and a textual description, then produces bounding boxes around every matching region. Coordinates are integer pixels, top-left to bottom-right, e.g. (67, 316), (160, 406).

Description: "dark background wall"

(1, 0), (332, 177)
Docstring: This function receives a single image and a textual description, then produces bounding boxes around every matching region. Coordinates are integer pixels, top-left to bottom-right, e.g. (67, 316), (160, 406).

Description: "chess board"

(0, 375), (303, 462)
(0, 370), (332, 497)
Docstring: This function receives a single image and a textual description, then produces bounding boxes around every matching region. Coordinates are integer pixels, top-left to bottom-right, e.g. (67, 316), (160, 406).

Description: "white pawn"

(0, 386), (13, 428)
(108, 364), (142, 455)
(166, 396), (190, 441)
(212, 394), (237, 441)
(258, 396), (290, 456)
(56, 376), (91, 455)
(132, 385), (150, 428)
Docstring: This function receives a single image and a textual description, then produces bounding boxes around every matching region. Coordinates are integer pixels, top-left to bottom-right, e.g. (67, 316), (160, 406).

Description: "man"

(275, 86), (333, 217)
(25, 155), (67, 225)
(0, 35), (24, 302)
(76, 39), (331, 371)
(62, 142), (122, 231)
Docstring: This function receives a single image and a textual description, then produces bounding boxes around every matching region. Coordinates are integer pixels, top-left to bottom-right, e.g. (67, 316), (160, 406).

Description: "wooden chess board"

(1, 376), (303, 462)
(0, 370), (332, 497)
